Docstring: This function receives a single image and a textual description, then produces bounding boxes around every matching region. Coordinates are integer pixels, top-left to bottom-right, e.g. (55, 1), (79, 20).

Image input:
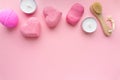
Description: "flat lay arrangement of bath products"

(0, 0), (115, 38)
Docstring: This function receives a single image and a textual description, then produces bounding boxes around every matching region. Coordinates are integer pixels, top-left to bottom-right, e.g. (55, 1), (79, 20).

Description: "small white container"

(20, 0), (37, 14)
(82, 17), (98, 33)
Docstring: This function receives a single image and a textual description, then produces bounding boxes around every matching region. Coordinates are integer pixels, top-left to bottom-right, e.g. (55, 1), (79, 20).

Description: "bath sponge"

(0, 9), (19, 28)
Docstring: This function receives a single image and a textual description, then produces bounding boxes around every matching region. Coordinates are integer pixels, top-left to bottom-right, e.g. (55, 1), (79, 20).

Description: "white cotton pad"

(82, 17), (97, 33)
(20, 0), (37, 14)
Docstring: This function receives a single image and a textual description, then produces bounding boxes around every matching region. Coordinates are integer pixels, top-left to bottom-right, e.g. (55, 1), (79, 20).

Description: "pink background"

(0, 0), (120, 80)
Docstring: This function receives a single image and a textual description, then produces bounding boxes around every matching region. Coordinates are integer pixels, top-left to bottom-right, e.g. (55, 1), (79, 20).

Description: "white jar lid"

(20, 0), (37, 14)
(82, 17), (97, 33)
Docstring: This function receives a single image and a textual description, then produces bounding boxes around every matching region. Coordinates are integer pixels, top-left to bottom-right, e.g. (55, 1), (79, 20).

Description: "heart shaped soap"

(20, 17), (41, 38)
(66, 3), (84, 26)
(43, 6), (62, 28)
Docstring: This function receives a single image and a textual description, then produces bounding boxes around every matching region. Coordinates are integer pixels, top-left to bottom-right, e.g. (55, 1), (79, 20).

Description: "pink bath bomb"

(0, 9), (19, 28)
(66, 3), (84, 25)
(20, 17), (41, 38)
(43, 6), (62, 28)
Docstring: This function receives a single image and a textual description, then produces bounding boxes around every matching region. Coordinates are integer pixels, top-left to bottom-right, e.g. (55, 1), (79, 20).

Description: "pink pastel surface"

(0, 0), (120, 80)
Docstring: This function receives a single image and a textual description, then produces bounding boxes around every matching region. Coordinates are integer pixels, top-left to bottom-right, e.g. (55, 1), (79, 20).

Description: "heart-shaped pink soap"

(43, 6), (62, 28)
(66, 3), (84, 26)
(20, 17), (41, 38)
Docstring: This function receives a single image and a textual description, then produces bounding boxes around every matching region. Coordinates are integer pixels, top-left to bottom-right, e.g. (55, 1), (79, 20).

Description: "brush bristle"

(92, 2), (102, 14)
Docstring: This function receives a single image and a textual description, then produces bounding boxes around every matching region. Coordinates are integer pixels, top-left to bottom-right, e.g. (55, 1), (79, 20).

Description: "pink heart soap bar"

(43, 6), (62, 28)
(20, 17), (41, 38)
(0, 9), (19, 28)
(66, 3), (84, 25)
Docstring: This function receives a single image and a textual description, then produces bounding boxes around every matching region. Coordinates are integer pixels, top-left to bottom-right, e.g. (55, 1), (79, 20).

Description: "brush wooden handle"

(90, 4), (113, 37)
(97, 15), (112, 36)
